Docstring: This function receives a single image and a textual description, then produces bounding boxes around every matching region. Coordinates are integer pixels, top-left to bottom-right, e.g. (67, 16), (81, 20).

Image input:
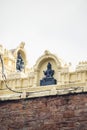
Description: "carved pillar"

(57, 70), (61, 85)
(33, 68), (39, 87)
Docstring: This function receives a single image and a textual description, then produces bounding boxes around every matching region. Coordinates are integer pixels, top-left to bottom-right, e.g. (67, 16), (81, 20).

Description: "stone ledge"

(0, 85), (86, 101)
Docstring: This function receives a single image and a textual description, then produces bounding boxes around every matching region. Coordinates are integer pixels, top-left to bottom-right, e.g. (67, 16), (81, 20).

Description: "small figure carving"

(40, 62), (57, 86)
(43, 62), (54, 78)
(16, 52), (24, 71)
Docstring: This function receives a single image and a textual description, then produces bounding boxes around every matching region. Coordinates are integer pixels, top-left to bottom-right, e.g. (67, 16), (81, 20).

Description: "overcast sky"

(0, 0), (87, 68)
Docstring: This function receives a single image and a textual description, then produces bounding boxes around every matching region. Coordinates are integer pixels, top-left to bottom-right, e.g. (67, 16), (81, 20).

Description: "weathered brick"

(0, 93), (87, 130)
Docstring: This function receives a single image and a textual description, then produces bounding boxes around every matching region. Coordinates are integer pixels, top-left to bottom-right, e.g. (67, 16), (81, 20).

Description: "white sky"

(0, 0), (87, 68)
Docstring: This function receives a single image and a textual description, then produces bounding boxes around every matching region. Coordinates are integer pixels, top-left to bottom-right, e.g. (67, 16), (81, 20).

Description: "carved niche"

(40, 62), (57, 86)
(16, 52), (24, 71)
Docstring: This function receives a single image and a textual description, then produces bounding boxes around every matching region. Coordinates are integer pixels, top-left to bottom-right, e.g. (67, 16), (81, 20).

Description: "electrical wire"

(0, 55), (23, 94)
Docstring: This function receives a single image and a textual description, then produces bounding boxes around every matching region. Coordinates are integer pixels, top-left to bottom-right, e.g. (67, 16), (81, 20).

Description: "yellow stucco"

(0, 43), (87, 100)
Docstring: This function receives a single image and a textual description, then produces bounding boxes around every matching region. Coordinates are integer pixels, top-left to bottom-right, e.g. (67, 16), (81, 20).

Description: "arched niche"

(16, 49), (27, 72)
(34, 50), (63, 86)
(13, 42), (27, 72)
(17, 49), (26, 64)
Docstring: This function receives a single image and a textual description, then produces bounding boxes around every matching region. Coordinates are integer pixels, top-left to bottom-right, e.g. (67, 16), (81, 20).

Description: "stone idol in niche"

(40, 62), (57, 86)
(16, 52), (24, 71)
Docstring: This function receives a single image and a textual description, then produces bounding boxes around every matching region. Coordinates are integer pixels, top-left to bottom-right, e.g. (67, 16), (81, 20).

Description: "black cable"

(0, 55), (23, 94)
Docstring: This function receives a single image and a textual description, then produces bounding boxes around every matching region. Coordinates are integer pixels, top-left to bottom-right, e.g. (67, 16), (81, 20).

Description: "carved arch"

(13, 43), (27, 72)
(34, 50), (62, 70)
(34, 50), (63, 86)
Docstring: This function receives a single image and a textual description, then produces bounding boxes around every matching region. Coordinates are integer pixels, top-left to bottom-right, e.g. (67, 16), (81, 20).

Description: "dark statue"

(40, 62), (57, 86)
(16, 52), (24, 71)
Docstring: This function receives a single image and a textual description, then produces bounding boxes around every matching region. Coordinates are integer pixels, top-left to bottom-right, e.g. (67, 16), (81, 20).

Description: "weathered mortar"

(0, 93), (87, 130)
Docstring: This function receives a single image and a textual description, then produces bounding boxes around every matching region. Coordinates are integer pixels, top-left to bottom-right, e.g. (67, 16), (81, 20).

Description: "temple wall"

(0, 93), (87, 130)
(0, 43), (87, 130)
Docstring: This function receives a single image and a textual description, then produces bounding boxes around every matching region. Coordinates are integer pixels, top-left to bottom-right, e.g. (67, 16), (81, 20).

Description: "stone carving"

(19, 42), (25, 49)
(16, 52), (24, 71)
(40, 62), (57, 86)
(76, 61), (87, 71)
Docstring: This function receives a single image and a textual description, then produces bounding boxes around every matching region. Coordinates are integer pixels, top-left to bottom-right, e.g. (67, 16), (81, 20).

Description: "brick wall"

(0, 93), (87, 130)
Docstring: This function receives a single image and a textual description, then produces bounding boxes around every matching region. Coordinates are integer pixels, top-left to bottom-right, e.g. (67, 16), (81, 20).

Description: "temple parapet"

(76, 61), (87, 71)
(7, 72), (28, 79)
(0, 43), (87, 98)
